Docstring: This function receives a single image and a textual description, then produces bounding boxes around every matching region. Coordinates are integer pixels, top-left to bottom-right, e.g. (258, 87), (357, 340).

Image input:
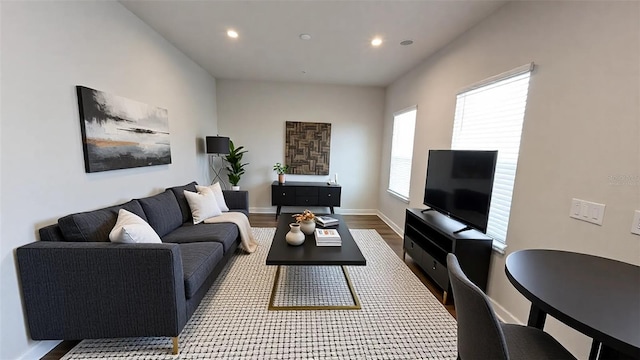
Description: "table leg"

(268, 265), (361, 311)
(588, 340), (601, 360)
(527, 304), (547, 329)
(275, 206), (281, 220)
(342, 266), (362, 309)
(330, 206), (335, 214)
(267, 265), (282, 310)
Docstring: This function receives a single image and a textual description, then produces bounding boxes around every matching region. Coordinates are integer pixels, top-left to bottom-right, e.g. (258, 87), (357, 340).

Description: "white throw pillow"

(109, 209), (162, 243)
(184, 187), (222, 224)
(196, 183), (229, 212)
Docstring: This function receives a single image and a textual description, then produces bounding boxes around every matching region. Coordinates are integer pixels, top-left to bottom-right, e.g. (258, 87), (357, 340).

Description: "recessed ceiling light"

(299, 34), (312, 40)
(400, 40), (414, 46)
(227, 30), (238, 38)
(371, 38), (382, 47)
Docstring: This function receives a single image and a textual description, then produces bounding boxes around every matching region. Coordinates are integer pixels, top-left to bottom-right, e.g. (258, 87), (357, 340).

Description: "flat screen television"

(423, 150), (498, 233)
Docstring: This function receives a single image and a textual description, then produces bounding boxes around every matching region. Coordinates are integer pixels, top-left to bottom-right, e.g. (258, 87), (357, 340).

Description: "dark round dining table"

(505, 249), (640, 360)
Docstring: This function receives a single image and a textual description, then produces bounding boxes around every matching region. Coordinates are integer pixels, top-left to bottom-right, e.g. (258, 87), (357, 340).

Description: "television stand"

(403, 208), (493, 304)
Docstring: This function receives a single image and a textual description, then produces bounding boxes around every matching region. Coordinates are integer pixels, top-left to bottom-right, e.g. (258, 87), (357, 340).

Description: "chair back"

(447, 253), (509, 360)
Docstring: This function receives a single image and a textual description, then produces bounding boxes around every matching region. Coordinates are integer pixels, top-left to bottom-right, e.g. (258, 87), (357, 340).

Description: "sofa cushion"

(179, 242), (224, 299)
(138, 190), (183, 237)
(222, 190), (248, 213)
(168, 182), (198, 224)
(196, 183), (229, 212)
(183, 188), (222, 224)
(58, 200), (147, 242)
(162, 222), (239, 252)
(109, 209), (162, 244)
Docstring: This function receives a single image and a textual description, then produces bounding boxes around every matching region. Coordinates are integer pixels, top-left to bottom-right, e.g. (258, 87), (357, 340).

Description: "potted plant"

(273, 162), (289, 184)
(225, 140), (248, 190)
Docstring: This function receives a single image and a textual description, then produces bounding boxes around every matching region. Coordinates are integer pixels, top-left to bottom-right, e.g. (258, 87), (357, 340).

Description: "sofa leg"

(172, 337), (179, 355)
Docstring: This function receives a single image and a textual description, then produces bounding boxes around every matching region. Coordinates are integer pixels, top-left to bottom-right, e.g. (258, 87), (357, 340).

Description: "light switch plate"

(570, 198), (605, 225)
(570, 199), (582, 218)
(632, 210), (640, 236)
(588, 202), (605, 226)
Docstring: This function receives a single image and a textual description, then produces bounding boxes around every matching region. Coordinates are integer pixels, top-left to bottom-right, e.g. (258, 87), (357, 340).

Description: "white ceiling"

(121, 0), (508, 87)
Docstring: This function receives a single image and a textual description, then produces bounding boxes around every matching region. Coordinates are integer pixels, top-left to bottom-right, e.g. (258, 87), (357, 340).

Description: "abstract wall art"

(76, 86), (171, 173)
(285, 121), (331, 175)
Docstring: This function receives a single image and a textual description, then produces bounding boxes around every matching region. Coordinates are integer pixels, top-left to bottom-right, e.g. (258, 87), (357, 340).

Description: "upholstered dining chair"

(446, 253), (576, 360)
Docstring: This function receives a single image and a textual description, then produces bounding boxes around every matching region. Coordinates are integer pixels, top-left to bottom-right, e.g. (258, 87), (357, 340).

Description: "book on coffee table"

(316, 215), (339, 227)
(314, 228), (342, 247)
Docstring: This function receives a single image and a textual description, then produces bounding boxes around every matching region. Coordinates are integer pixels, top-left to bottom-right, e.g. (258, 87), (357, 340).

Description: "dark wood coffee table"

(266, 214), (366, 310)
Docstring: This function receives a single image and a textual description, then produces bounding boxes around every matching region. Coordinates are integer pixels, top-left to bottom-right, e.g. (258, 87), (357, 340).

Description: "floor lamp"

(206, 136), (230, 187)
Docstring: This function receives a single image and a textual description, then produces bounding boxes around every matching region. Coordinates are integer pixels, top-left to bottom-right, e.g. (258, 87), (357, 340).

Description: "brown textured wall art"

(285, 121), (331, 175)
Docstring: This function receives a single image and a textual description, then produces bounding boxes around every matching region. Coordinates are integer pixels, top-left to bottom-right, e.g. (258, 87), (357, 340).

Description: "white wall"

(217, 80), (385, 214)
(0, 2), (218, 359)
(379, 1), (639, 358)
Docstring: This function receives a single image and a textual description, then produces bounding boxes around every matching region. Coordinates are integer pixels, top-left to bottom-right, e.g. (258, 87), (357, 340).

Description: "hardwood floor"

(41, 341), (81, 360)
(42, 214), (455, 360)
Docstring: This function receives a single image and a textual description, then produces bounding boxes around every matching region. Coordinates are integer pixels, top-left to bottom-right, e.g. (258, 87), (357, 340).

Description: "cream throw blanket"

(204, 212), (258, 253)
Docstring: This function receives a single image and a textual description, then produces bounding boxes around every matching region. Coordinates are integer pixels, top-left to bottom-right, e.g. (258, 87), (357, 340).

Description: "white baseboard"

(376, 210), (403, 238)
(18, 340), (61, 360)
(249, 207), (276, 214)
(489, 296), (523, 324)
(334, 208), (378, 215)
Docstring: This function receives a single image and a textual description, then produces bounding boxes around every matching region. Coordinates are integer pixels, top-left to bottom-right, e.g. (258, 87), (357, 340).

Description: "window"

(388, 106), (417, 201)
(451, 63), (533, 251)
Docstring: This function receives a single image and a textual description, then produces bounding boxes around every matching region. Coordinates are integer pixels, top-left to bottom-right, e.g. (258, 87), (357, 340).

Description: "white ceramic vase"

(300, 220), (316, 235)
(231, 185), (240, 191)
(285, 223), (305, 246)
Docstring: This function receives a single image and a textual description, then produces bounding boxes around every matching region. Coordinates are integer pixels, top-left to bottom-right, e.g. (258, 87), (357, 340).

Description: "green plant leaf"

(224, 140), (248, 186)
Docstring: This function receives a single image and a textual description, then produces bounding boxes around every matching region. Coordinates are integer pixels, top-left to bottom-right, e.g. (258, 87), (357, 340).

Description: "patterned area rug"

(62, 228), (457, 359)
(272, 266), (355, 307)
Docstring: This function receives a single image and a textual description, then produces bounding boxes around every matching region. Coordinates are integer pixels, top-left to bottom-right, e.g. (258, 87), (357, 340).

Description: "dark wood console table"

(271, 181), (341, 218)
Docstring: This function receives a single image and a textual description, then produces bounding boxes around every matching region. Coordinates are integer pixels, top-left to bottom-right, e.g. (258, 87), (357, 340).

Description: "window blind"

(452, 66), (532, 250)
(388, 107), (417, 201)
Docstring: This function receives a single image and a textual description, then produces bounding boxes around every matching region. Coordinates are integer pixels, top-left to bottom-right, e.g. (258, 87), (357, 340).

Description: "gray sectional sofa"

(16, 181), (248, 354)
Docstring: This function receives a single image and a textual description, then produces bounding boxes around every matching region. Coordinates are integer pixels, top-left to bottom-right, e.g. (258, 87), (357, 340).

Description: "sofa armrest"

(223, 190), (248, 212)
(17, 241), (187, 340)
